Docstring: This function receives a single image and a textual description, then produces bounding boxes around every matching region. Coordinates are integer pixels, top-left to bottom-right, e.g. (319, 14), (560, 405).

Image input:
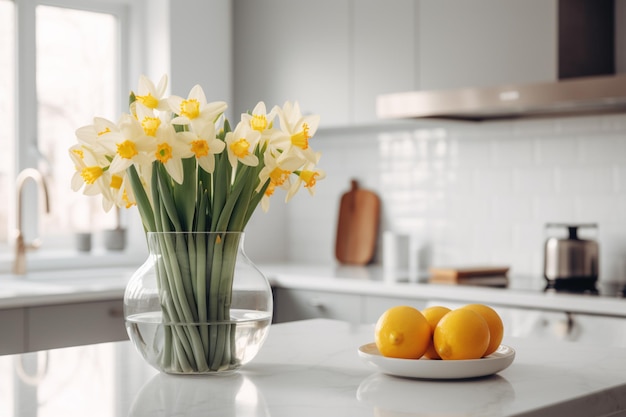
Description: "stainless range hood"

(377, 1), (626, 122)
(377, 74), (626, 122)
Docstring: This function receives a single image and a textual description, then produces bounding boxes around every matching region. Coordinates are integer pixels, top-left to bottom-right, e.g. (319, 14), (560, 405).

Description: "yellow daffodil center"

(117, 140), (138, 159)
(142, 116), (161, 137)
(250, 114), (268, 131)
(81, 166), (103, 184)
(180, 99), (200, 119)
(110, 175), (123, 190)
(290, 123), (310, 149)
(122, 189), (135, 208)
(72, 149), (84, 159)
(230, 138), (250, 158)
(269, 167), (290, 186)
(156, 142), (173, 163)
(264, 181), (276, 197)
(300, 170), (318, 188)
(191, 140), (209, 157)
(97, 127), (111, 136)
(136, 93), (159, 109)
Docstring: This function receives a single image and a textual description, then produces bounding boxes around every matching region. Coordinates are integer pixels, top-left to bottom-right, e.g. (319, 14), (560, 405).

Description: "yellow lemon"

(434, 308), (490, 360)
(462, 303), (504, 356)
(421, 306), (452, 359)
(375, 306), (431, 359)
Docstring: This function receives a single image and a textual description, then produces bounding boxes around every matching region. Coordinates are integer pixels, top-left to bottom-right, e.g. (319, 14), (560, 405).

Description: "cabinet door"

(27, 299), (127, 352)
(417, 0), (556, 90)
(233, 0), (351, 127)
(353, 0), (416, 124)
(362, 295), (427, 324)
(273, 288), (360, 323)
(0, 308), (25, 355)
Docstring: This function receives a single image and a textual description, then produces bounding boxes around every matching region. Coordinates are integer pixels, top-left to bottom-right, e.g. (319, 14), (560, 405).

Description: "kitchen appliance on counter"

(543, 223), (599, 293)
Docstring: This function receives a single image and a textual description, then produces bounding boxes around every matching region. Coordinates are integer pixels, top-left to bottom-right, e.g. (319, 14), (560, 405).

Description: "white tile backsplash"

(245, 114), (626, 283)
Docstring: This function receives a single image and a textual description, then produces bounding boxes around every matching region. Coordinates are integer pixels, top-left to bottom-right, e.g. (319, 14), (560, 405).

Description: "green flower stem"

(138, 150), (266, 371)
(172, 158), (197, 231)
(128, 165), (155, 232)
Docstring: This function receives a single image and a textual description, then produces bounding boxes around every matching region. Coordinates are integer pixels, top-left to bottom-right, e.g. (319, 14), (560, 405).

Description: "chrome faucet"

(13, 168), (50, 275)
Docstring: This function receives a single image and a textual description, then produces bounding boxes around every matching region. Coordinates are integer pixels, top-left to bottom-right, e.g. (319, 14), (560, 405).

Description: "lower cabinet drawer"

(26, 299), (128, 352)
(362, 296), (428, 324)
(0, 308), (25, 355)
(273, 288), (361, 323)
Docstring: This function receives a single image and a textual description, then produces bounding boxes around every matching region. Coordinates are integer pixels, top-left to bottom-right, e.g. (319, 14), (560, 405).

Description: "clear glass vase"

(124, 232), (273, 374)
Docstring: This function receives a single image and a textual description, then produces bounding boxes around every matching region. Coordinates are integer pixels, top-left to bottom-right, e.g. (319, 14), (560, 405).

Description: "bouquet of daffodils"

(69, 75), (324, 372)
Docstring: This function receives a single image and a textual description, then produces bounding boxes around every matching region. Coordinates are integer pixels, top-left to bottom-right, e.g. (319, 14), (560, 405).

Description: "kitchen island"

(2, 319), (626, 416)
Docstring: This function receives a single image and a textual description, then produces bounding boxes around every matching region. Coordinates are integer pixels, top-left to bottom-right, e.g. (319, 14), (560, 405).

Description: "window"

(1, 0), (154, 271)
(0, 0), (16, 245)
(36, 5), (120, 239)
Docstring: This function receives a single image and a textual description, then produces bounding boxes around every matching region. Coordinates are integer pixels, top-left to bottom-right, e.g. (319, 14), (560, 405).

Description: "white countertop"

(262, 264), (626, 318)
(2, 319), (626, 416)
(0, 267), (134, 308)
(1, 263), (625, 317)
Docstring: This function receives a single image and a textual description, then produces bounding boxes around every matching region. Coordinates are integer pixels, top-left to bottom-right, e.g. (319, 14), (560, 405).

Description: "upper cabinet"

(417, 0), (556, 90)
(234, 1), (622, 126)
(352, 0), (417, 124)
(233, 0), (417, 127)
(233, 0), (352, 127)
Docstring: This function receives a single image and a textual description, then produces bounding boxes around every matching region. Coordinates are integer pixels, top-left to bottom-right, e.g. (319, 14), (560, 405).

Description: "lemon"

(421, 306), (451, 359)
(462, 303), (504, 356)
(375, 306), (431, 359)
(434, 308), (490, 360)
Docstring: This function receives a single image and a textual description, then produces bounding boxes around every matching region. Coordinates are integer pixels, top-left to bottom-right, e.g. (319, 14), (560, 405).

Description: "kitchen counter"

(2, 319), (626, 416)
(1, 264), (625, 317)
(262, 264), (626, 318)
(0, 267), (133, 308)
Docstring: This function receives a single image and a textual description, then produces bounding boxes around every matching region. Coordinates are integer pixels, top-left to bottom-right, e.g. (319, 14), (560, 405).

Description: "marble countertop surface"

(1, 263), (625, 317)
(261, 264), (626, 318)
(2, 319), (626, 416)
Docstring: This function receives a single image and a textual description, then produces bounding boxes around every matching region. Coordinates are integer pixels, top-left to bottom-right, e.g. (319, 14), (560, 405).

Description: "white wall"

(162, 1), (626, 287)
(254, 114), (626, 287)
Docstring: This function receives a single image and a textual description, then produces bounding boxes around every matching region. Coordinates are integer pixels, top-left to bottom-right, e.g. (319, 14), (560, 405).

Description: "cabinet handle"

(108, 308), (124, 318)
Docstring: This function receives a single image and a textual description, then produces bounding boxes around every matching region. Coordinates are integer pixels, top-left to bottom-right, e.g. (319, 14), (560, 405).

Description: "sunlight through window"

(36, 5), (120, 242)
(0, 0), (15, 244)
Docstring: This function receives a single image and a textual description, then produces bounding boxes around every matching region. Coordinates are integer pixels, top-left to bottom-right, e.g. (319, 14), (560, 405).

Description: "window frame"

(2, 0), (153, 274)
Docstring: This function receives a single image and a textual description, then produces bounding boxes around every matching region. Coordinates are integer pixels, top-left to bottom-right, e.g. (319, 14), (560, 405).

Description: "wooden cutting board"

(428, 266), (510, 281)
(335, 180), (380, 265)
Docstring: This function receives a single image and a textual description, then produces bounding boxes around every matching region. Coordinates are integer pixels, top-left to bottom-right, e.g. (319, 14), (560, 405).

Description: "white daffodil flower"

(69, 144), (115, 210)
(100, 113), (155, 175)
(256, 148), (304, 193)
(286, 152), (326, 202)
(225, 120), (261, 168)
(134, 74), (169, 112)
(153, 123), (189, 184)
(75, 117), (119, 155)
(178, 120), (225, 174)
(168, 84), (227, 131)
(272, 101), (320, 163)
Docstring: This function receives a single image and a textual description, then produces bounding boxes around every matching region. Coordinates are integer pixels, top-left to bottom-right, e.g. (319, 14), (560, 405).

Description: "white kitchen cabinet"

(417, 0), (556, 90)
(0, 308), (25, 355)
(233, 0), (422, 127)
(26, 299), (127, 352)
(233, 0), (351, 127)
(362, 295), (427, 324)
(352, 0), (417, 124)
(273, 288), (360, 324)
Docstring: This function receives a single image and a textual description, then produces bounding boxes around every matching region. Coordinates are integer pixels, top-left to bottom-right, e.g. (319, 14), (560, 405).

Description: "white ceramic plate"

(358, 343), (515, 379)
